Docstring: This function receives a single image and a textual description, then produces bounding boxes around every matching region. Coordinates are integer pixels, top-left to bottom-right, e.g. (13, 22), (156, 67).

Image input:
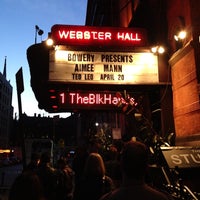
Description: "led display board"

(49, 90), (138, 112)
(49, 48), (158, 84)
(51, 24), (147, 47)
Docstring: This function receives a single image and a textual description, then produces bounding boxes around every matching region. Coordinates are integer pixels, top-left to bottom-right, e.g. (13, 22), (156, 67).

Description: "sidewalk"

(0, 188), (9, 200)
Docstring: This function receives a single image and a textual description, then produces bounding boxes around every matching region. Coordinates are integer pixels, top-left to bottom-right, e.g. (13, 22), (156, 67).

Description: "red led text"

(51, 25), (147, 47)
(69, 93), (118, 105)
(58, 30), (112, 41)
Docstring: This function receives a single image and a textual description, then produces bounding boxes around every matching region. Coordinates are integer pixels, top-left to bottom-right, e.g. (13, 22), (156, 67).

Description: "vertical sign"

(16, 67), (24, 118)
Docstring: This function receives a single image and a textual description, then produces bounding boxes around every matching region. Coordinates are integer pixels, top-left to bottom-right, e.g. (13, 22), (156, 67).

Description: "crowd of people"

(8, 139), (174, 200)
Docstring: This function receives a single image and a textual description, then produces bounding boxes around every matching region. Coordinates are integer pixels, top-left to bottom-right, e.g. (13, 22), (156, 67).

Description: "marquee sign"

(27, 24), (158, 112)
(49, 48), (158, 84)
(51, 24), (147, 47)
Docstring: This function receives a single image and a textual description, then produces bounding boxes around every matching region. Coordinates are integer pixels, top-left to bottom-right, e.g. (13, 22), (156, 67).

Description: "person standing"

(99, 140), (173, 200)
(8, 171), (45, 200)
(104, 145), (122, 188)
(73, 152), (115, 200)
(36, 152), (57, 200)
(55, 157), (75, 200)
(23, 152), (40, 173)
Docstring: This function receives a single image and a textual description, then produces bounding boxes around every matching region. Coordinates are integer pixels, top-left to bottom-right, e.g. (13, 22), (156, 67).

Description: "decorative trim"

(169, 41), (193, 66)
(176, 133), (200, 146)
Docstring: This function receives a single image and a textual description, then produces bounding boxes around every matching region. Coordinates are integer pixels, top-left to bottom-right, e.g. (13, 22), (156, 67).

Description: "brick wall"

(170, 43), (200, 145)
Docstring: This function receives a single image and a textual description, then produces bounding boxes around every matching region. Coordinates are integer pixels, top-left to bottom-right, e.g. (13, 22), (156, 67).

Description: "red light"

(49, 89), (55, 93)
(69, 92), (118, 105)
(57, 91), (126, 111)
(51, 25), (147, 47)
(116, 32), (141, 41)
(58, 30), (112, 41)
(59, 92), (65, 104)
(48, 90), (139, 112)
(50, 96), (56, 99)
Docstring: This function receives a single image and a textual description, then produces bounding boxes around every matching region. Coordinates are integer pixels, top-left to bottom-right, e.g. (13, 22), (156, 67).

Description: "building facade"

(85, 0), (200, 145)
(0, 58), (13, 148)
(85, 0), (174, 143)
(167, 0), (200, 145)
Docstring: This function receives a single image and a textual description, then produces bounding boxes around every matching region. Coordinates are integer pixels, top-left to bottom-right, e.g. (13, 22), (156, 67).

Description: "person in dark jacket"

(9, 171), (45, 200)
(99, 140), (173, 200)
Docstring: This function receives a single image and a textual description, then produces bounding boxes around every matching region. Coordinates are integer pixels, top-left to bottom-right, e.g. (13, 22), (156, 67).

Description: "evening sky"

(0, 0), (87, 118)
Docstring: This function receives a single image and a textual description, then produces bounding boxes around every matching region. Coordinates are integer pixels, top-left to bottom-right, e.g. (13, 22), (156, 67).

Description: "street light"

(35, 25), (44, 44)
(174, 30), (187, 41)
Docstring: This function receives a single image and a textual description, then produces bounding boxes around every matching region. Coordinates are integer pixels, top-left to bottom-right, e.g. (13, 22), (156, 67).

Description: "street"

(0, 164), (23, 200)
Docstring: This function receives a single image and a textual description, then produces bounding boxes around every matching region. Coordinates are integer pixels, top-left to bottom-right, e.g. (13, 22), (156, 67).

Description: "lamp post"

(35, 25), (44, 44)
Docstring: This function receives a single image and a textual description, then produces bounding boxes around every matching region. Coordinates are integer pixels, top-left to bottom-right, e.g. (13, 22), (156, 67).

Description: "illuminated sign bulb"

(158, 46), (165, 54)
(178, 31), (186, 39)
(46, 38), (54, 46)
(151, 46), (165, 54)
(174, 30), (187, 41)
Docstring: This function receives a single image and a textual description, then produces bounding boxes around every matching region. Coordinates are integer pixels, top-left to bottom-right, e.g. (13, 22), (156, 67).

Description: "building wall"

(168, 0), (200, 145)
(0, 72), (13, 148)
(119, 0), (133, 27)
(85, 0), (120, 26)
(169, 43), (200, 145)
(167, 0), (192, 53)
(85, 0), (200, 145)
(85, 0), (175, 140)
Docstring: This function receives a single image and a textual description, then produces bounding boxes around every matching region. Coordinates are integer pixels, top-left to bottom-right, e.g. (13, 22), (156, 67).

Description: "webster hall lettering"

(49, 49), (159, 84)
(51, 25), (147, 47)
